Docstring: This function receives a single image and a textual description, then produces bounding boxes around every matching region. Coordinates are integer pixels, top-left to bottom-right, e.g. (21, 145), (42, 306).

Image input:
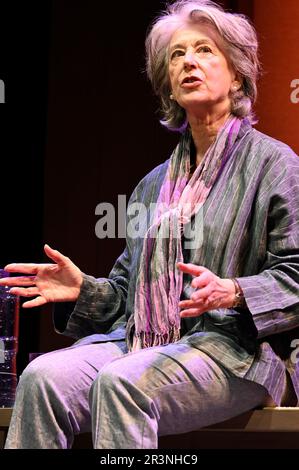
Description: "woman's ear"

(231, 81), (241, 92)
(231, 73), (243, 92)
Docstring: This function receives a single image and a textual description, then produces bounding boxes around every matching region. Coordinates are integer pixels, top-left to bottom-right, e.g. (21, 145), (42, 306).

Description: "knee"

(89, 360), (159, 426)
(90, 358), (151, 406)
(91, 362), (120, 392)
(17, 354), (62, 396)
(90, 360), (130, 401)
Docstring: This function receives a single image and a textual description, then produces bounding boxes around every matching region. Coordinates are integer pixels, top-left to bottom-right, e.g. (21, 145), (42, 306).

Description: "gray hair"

(145, 0), (261, 131)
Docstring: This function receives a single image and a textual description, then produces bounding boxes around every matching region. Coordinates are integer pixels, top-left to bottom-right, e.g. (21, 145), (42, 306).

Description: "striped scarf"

(130, 115), (242, 351)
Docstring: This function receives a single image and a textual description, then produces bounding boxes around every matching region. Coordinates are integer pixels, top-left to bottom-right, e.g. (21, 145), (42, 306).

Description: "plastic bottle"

(0, 269), (19, 407)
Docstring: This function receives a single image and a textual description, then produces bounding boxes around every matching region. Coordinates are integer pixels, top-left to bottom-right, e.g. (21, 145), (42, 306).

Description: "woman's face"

(168, 24), (237, 118)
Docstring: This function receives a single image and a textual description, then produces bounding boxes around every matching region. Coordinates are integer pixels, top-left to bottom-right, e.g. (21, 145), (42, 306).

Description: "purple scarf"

(130, 115), (242, 351)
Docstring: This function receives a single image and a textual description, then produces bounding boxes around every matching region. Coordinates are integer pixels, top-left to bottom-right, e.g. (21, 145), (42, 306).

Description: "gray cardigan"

(54, 120), (299, 406)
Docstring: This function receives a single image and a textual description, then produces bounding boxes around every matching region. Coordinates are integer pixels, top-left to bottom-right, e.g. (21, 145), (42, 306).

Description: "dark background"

(0, 0), (298, 375)
(0, 1), (51, 372)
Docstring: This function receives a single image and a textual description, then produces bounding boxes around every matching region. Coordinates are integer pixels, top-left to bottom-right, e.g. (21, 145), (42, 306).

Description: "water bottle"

(0, 269), (19, 407)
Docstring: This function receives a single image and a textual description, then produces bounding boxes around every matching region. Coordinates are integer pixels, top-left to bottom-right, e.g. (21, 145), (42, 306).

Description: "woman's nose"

(184, 51), (197, 69)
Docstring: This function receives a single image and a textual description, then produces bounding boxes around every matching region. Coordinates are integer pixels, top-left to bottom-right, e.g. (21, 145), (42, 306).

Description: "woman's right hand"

(0, 244), (83, 308)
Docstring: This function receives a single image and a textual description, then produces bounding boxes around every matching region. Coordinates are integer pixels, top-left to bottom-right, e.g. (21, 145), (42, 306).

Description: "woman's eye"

(171, 50), (185, 59)
(198, 46), (212, 53)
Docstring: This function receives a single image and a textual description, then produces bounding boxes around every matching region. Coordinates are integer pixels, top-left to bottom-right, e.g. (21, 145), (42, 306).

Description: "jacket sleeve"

(237, 152), (299, 338)
(53, 248), (131, 339)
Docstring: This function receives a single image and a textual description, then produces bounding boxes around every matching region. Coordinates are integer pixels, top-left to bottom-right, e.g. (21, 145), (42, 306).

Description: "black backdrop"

(0, 1), (51, 372)
(0, 0), (252, 374)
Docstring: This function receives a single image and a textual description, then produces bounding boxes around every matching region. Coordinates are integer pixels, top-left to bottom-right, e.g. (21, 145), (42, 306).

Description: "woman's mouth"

(181, 76), (203, 89)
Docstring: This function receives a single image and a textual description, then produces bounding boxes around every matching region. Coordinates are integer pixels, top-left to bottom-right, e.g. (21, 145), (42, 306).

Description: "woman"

(2, 0), (299, 449)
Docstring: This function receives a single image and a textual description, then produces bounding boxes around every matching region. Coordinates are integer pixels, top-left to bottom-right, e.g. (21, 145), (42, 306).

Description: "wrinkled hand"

(0, 244), (83, 308)
(177, 262), (235, 318)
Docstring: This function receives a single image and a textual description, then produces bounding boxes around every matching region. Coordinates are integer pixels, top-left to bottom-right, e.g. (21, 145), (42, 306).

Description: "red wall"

(254, 0), (299, 153)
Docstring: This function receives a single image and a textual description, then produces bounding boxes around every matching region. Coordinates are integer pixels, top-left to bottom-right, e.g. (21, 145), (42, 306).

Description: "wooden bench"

(73, 407), (299, 449)
(0, 408), (13, 448)
(1, 407), (299, 448)
(159, 407), (299, 449)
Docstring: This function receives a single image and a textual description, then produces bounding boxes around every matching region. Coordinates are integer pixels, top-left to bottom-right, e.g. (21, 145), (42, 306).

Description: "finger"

(191, 272), (211, 289)
(3, 264), (39, 274)
(9, 287), (40, 297)
(177, 262), (206, 277)
(44, 244), (68, 266)
(22, 296), (47, 308)
(0, 277), (12, 285)
(191, 284), (212, 302)
(179, 299), (204, 308)
(180, 308), (205, 318)
(0, 276), (36, 287)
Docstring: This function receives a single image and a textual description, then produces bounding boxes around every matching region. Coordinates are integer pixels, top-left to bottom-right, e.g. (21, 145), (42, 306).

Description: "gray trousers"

(5, 335), (269, 449)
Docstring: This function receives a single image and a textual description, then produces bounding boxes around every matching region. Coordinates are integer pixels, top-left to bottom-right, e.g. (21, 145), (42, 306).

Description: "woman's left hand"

(177, 262), (236, 318)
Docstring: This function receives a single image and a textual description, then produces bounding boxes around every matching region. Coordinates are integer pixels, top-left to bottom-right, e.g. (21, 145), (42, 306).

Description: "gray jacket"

(54, 120), (299, 406)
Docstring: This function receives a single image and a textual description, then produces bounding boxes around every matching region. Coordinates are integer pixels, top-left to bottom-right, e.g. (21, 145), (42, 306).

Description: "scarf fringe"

(131, 326), (181, 352)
